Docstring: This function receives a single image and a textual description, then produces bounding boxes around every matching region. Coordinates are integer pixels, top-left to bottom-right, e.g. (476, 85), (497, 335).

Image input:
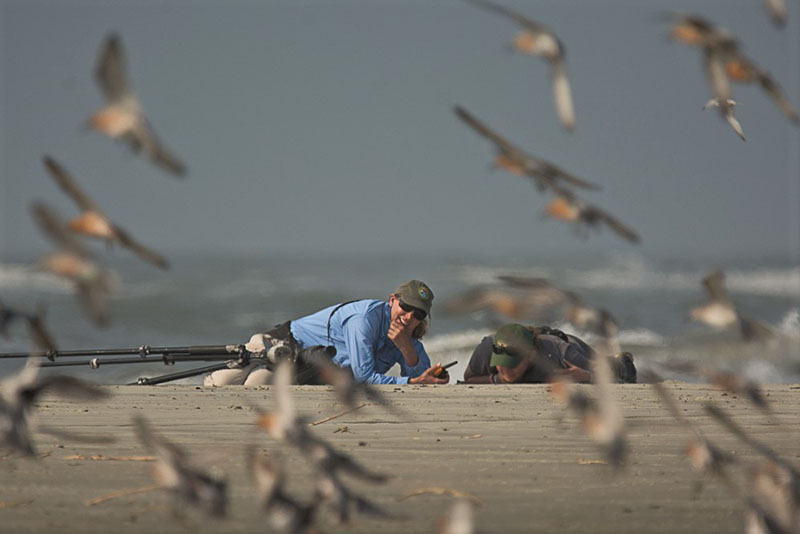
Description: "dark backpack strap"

(326, 300), (363, 346)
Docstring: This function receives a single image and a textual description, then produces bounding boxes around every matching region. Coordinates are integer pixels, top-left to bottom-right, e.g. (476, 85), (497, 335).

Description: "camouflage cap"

(394, 280), (434, 316)
(490, 324), (535, 368)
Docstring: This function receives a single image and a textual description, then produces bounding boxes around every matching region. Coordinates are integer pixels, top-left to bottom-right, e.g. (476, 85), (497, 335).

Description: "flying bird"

(42, 156), (169, 269)
(133, 415), (227, 518)
(1, 357), (110, 457)
(436, 499), (475, 534)
(247, 448), (317, 534)
(313, 359), (406, 417)
(463, 0), (576, 131)
(761, 0), (787, 27)
(689, 269), (773, 341)
(314, 467), (394, 525)
(87, 33), (187, 176)
(30, 202), (115, 327)
(542, 186), (641, 244)
(453, 106), (600, 192)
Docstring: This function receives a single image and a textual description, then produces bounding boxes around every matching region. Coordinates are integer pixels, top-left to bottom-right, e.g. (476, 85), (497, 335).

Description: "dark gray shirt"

(467, 333), (595, 383)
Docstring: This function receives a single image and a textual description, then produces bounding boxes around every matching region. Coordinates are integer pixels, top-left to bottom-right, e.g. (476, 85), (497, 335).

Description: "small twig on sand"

(63, 455), (155, 462)
(0, 500), (33, 509)
(85, 484), (161, 506)
(309, 403), (367, 426)
(397, 487), (484, 506)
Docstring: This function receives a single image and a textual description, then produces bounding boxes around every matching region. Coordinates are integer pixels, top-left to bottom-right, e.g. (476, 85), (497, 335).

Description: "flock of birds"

(0, 1), (798, 533)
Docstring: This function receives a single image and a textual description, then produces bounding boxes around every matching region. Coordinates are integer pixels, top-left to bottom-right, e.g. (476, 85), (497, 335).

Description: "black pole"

(0, 344), (247, 360)
(38, 353), (249, 369)
(128, 362), (235, 386)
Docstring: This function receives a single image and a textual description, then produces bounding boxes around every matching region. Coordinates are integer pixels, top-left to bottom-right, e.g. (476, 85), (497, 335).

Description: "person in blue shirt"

(204, 280), (449, 386)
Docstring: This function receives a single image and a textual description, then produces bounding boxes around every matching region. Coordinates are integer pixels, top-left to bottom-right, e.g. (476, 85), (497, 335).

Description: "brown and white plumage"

(42, 156), (169, 269)
(542, 186), (641, 244)
(133, 415), (227, 518)
(690, 269), (773, 341)
(1, 357), (110, 457)
(88, 34), (186, 176)
(761, 0), (787, 27)
(454, 106), (599, 192)
(30, 202), (115, 327)
(464, 0), (576, 131)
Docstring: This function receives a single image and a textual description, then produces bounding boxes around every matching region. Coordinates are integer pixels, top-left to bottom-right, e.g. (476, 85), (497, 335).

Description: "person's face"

(496, 354), (529, 383)
(389, 294), (424, 331)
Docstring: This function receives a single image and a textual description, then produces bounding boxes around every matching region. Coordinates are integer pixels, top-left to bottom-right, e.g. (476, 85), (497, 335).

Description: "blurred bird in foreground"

(246, 448), (316, 534)
(761, 0), (787, 26)
(542, 186), (641, 244)
(643, 371), (740, 497)
(0, 300), (57, 358)
(43, 156), (170, 269)
(87, 33), (187, 176)
(550, 356), (628, 469)
(314, 466), (395, 525)
(313, 359), (406, 417)
(30, 202), (115, 327)
(463, 0), (576, 131)
(689, 269), (773, 341)
(133, 415), (227, 518)
(654, 361), (772, 415)
(1, 357), (111, 457)
(704, 403), (799, 533)
(436, 499), (475, 534)
(453, 105), (600, 192)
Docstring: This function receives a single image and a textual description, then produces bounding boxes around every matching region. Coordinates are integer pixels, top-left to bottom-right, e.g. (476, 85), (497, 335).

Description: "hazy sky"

(1, 0), (798, 264)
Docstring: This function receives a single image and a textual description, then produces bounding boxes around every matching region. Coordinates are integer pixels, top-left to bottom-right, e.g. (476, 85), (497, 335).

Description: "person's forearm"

(396, 344), (419, 368)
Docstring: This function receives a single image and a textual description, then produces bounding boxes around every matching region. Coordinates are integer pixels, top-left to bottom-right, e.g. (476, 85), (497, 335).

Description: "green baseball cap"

(490, 324), (535, 368)
(394, 280), (434, 316)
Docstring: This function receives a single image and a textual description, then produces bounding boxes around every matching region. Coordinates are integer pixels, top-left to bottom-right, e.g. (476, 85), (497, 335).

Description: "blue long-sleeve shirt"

(289, 299), (430, 385)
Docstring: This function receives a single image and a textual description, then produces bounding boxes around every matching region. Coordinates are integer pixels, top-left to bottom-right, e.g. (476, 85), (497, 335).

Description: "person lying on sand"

(463, 323), (637, 384)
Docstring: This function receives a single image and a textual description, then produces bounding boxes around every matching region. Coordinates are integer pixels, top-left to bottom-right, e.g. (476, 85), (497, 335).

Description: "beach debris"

(689, 269), (774, 341)
(461, 0), (576, 132)
(30, 202), (116, 327)
(42, 156), (170, 269)
(85, 484), (161, 507)
(1, 357), (111, 457)
(453, 105), (598, 192)
(88, 33), (187, 177)
(436, 498), (475, 534)
(132, 415), (227, 518)
(247, 447), (317, 534)
(0, 499), (34, 509)
(398, 487), (484, 507)
(644, 371), (739, 497)
(62, 454), (155, 461)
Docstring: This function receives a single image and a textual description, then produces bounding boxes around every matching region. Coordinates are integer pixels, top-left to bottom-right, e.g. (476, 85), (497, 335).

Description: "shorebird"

(87, 33), (186, 177)
(30, 202), (115, 327)
(668, 13), (798, 127)
(133, 415), (227, 518)
(550, 358), (628, 469)
(542, 186), (641, 244)
(463, 0), (576, 131)
(644, 371), (740, 496)
(256, 362), (388, 483)
(313, 360), (405, 417)
(314, 467), (393, 525)
(655, 361), (771, 414)
(43, 156), (169, 269)
(1, 357), (110, 457)
(247, 448), (316, 534)
(498, 275), (620, 346)
(761, 0), (787, 26)
(453, 106), (600, 192)
(704, 403), (799, 531)
(689, 269), (773, 341)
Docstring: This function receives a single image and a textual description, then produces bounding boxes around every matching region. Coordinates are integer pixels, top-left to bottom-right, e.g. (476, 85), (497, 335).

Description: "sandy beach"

(2, 382), (798, 533)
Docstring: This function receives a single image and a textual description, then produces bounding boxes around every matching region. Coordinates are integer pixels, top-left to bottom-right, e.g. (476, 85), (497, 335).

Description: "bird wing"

(95, 33), (130, 101)
(30, 202), (90, 255)
(112, 224), (170, 269)
(463, 0), (549, 33)
(550, 58), (576, 132)
(42, 156), (102, 213)
(584, 205), (641, 244)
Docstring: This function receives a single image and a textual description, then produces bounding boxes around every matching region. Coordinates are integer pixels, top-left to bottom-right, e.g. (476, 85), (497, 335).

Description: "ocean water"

(1, 252), (798, 385)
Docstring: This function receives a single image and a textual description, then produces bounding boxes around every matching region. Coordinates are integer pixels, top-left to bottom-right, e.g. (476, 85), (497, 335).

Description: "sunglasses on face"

(398, 299), (427, 321)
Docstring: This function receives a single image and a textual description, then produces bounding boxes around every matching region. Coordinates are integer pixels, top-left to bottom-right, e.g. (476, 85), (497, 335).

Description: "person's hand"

(408, 364), (449, 385)
(387, 319), (415, 353)
(554, 360), (592, 383)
